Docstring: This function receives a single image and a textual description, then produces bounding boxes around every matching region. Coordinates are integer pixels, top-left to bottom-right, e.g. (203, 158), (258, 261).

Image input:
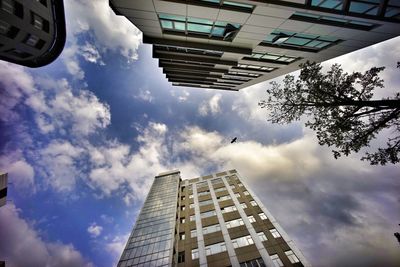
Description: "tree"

(259, 61), (400, 165)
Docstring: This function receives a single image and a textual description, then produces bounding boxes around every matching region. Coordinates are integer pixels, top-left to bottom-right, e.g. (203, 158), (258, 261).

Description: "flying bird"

(230, 137), (237, 143)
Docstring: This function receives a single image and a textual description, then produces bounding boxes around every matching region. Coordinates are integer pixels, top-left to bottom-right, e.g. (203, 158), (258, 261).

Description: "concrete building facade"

(0, 0), (66, 67)
(110, 0), (400, 91)
(118, 169), (310, 267)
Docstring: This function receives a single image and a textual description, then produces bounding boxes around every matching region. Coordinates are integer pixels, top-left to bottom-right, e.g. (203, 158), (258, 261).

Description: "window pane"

(160, 20), (173, 29)
(285, 37), (310, 46)
(159, 14), (185, 21)
(224, 1), (254, 9)
(350, 2), (374, 13)
(187, 17), (213, 25)
(174, 21), (185, 30)
(212, 26), (225, 36)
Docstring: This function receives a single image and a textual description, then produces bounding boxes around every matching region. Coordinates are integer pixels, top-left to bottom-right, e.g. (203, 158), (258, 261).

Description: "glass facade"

(290, 11), (378, 30)
(385, 0), (400, 18)
(117, 173), (180, 267)
(310, 0), (400, 20)
(158, 13), (241, 40)
(311, 0), (344, 10)
(264, 29), (340, 51)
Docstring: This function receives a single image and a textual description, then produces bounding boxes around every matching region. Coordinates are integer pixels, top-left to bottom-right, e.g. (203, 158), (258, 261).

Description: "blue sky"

(0, 1), (400, 267)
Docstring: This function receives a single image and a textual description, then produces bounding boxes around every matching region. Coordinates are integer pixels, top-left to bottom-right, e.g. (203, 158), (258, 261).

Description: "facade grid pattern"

(118, 169), (310, 267)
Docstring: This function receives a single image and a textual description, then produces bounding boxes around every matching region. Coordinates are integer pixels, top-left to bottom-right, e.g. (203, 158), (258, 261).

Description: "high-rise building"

(109, 0), (400, 91)
(0, 173), (8, 207)
(118, 169), (310, 267)
(0, 0), (66, 67)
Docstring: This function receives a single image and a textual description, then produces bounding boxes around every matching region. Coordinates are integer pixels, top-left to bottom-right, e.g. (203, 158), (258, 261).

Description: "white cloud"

(7, 160), (35, 189)
(105, 233), (130, 266)
(134, 89), (154, 102)
(62, 0), (142, 78)
(105, 234), (129, 257)
(26, 78), (111, 136)
(87, 223), (103, 238)
(198, 94), (222, 116)
(170, 89), (191, 102)
(87, 122), (169, 201)
(38, 140), (84, 192)
(0, 204), (93, 267)
(0, 63), (111, 138)
(80, 42), (105, 65)
(62, 44), (85, 80)
(0, 62), (36, 122)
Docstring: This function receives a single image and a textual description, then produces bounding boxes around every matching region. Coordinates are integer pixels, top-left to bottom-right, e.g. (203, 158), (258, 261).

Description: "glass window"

(263, 29), (340, 51)
(158, 13), (241, 39)
(271, 254), (284, 267)
(258, 232), (268, 241)
(192, 248), (199, 259)
(191, 229), (197, 238)
(285, 250), (300, 263)
(224, 1), (254, 9)
(243, 191), (250, 196)
(203, 224), (221, 234)
(187, 23), (212, 33)
(290, 11), (377, 30)
(181, 205), (186, 211)
(250, 200), (257, 206)
(178, 251), (185, 263)
(231, 235), (254, 248)
(198, 190), (210, 197)
(189, 194), (194, 199)
(218, 195), (231, 201)
(197, 181), (208, 189)
(259, 213), (267, 220)
(240, 258), (266, 267)
(179, 233), (185, 240)
(241, 203), (247, 209)
(214, 187), (227, 193)
(225, 218), (244, 228)
(235, 193), (241, 198)
(1, 0), (14, 14)
(221, 205), (237, 213)
(270, 228), (281, 238)
(190, 215), (196, 221)
(349, 0), (379, 15)
(189, 203), (195, 209)
(161, 20), (173, 29)
(199, 199), (214, 206)
(248, 215), (256, 223)
(211, 178), (223, 184)
(385, 0), (400, 18)
(180, 218), (186, 223)
(311, 0), (343, 10)
(200, 210), (216, 219)
(205, 242), (227, 256)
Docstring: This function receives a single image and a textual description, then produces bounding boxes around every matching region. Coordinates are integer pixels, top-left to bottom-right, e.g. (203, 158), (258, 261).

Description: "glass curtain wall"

(118, 173), (180, 267)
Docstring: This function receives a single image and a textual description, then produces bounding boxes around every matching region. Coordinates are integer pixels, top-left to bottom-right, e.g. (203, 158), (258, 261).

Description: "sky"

(0, 0), (399, 266)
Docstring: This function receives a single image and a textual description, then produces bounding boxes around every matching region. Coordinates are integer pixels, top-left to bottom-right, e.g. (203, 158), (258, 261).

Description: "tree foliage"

(259, 61), (400, 165)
